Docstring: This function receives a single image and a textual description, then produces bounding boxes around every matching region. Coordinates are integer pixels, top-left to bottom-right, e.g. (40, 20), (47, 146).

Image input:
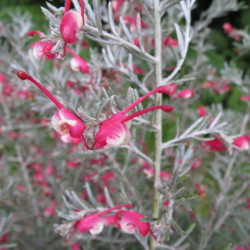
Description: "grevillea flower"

(114, 210), (156, 239)
(132, 64), (145, 75)
(75, 204), (133, 235)
(0, 73), (5, 82)
(240, 95), (250, 102)
(123, 16), (146, 32)
(43, 207), (56, 217)
(178, 89), (196, 99)
(27, 31), (56, 60)
(202, 81), (218, 88)
(112, 0), (125, 12)
(223, 23), (234, 34)
(67, 47), (89, 73)
(92, 86), (174, 149)
(197, 105), (206, 117)
(233, 135), (250, 150)
(17, 71), (86, 145)
(164, 36), (178, 47)
(60, 0), (85, 44)
(191, 158), (201, 170)
(143, 168), (172, 181)
(71, 243), (80, 250)
(200, 138), (225, 152)
(101, 172), (116, 187)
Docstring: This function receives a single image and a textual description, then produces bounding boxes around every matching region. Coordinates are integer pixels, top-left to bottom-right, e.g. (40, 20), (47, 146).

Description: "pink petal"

(60, 11), (83, 43)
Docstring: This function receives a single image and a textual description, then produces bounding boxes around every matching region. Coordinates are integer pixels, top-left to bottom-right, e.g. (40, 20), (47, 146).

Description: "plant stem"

(150, 0), (162, 249)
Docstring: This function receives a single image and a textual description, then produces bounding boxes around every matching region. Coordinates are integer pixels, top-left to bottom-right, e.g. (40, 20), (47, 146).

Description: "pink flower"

(17, 90), (34, 100)
(71, 243), (80, 250)
(144, 168), (172, 180)
(52, 108), (85, 140)
(67, 47), (89, 73)
(44, 207), (55, 217)
(115, 210), (156, 239)
(160, 171), (172, 180)
(214, 84), (230, 94)
(132, 64), (145, 75)
(17, 71), (86, 145)
(223, 23), (234, 34)
(60, 11), (84, 44)
(164, 36), (178, 47)
(233, 135), (250, 150)
(60, 0), (85, 44)
(0, 73), (5, 82)
(164, 83), (177, 96)
(2, 83), (14, 96)
(191, 158), (201, 170)
(112, 0), (125, 12)
(195, 184), (206, 198)
(97, 193), (106, 204)
(241, 95), (250, 102)
(102, 172), (116, 187)
(67, 159), (80, 169)
(123, 16), (146, 32)
(178, 89), (196, 99)
(197, 105), (206, 117)
(27, 31), (56, 60)
(92, 86), (174, 149)
(45, 160), (55, 176)
(200, 138), (225, 152)
(202, 81), (218, 88)
(76, 204), (133, 235)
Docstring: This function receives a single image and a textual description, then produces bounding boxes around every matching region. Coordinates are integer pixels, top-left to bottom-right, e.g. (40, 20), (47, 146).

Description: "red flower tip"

(27, 30), (43, 37)
(161, 105), (174, 113)
(17, 71), (29, 80)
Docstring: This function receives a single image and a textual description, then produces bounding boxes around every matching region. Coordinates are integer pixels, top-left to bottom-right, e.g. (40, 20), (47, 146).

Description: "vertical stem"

(150, 0), (162, 249)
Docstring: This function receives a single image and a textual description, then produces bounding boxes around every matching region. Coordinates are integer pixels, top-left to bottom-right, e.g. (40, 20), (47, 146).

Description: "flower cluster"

(17, 71), (174, 150)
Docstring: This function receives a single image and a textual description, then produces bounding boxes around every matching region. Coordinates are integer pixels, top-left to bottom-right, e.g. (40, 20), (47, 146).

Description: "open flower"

(178, 89), (196, 99)
(67, 47), (89, 73)
(27, 31), (56, 60)
(92, 86), (174, 149)
(233, 135), (250, 150)
(17, 71), (86, 144)
(75, 204), (133, 235)
(114, 210), (156, 239)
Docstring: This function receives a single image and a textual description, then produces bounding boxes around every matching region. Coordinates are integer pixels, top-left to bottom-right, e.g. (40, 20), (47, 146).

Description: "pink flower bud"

(241, 95), (250, 101)
(44, 207), (55, 217)
(60, 11), (83, 44)
(0, 73), (5, 82)
(200, 138), (225, 152)
(71, 243), (80, 250)
(112, 0), (124, 12)
(76, 204), (133, 235)
(178, 89), (196, 99)
(223, 23), (234, 34)
(164, 36), (178, 47)
(197, 105), (206, 117)
(102, 172), (116, 187)
(132, 64), (145, 75)
(233, 135), (250, 150)
(115, 210), (156, 239)
(191, 158), (201, 170)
